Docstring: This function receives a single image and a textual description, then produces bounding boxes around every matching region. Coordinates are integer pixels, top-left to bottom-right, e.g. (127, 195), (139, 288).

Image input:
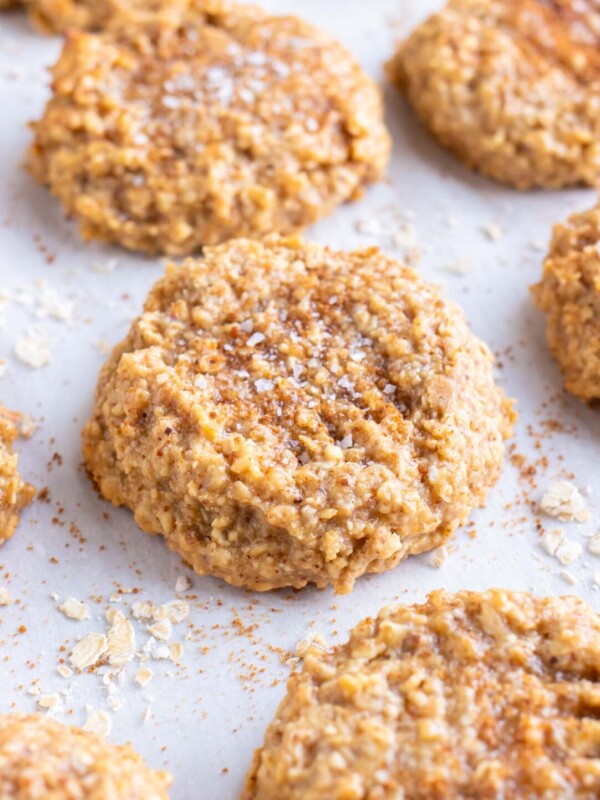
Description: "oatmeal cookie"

(24, 0), (186, 33)
(387, 0), (600, 189)
(532, 202), (600, 402)
(82, 236), (514, 593)
(27, 0), (390, 255)
(0, 407), (34, 545)
(0, 713), (171, 799)
(243, 589), (600, 800)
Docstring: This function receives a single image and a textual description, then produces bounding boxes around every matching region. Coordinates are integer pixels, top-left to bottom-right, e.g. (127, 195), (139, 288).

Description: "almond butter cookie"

(532, 202), (600, 402)
(27, 0), (390, 255)
(387, 0), (600, 189)
(243, 589), (600, 800)
(82, 236), (514, 593)
(0, 713), (171, 798)
(0, 407), (34, 545)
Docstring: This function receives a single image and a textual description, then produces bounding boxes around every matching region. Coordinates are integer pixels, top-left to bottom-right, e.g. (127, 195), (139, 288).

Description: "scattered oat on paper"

(540, 528), (564, 556)
(481, 222), (503, 241)
(135, 666), (154, 687)
(175, 575), (191, 593)
(540, 529), (582, 565)
(0, 586), (13, 606)
(37, 694), (61, 710)
(82, 709), (112, 738)
(559, 570), (577, 586)
(147, 619), (172, 642)
(437, 259), (471, 275)
(58, 597), (90, 621)
(588, 533), (600, 556)
(426, 545), (448, 568)
(540, 481), (590, 523)
(295, 632), (327, 659)
(14, 331), (52, 368)
(131, 601), (155, 621)
(555, 539), (583, 566)
(107, 612), (136, 668)
(169, 642), (183, 662)
(57, 665), (73, 679)
(155, 600), (189, 625)
(70, 632), (108, 671)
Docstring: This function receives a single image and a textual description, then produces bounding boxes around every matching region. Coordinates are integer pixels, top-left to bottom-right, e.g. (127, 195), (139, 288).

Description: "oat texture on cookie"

(243, 590), (600, 800)
(387, 0), (600, 189)
(0, 714), (171, 799)
(0, 407), (34, 545)
(82, 236), (514, 593)
(23, 0), (189, 33)
(532, 202), (600, 402)
(27, 0), (390, 255)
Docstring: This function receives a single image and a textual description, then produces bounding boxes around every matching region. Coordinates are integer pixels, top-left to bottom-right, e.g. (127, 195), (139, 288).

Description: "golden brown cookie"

(24, 0), (185, 33)
(243, 589), (600, 800)
(0, 407), (34, 545)
(27, 0), (390, 255)
(532, 202), (600, 402)
(82, 236), (514, 593)
(387, 0), (600, 189)
(0, 713), (171, 799)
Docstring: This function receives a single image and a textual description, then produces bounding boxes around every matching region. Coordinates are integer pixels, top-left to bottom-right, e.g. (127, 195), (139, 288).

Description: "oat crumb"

(540, 480), (590, 523)
(82, 709), (112, 738)
(135, 667), (154, 687)
(58, 597), (90, 621)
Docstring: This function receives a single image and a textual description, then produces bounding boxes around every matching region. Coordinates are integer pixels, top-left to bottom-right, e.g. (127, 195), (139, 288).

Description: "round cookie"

(387, 0), (600, 189)
(243, 589), (600, 800)
(0, 714), (171, 799)
(27, 0), (390, 255)
(532, 203), (600, 402)
(0, 407), (34, 545)
(82, 236), (514, 593)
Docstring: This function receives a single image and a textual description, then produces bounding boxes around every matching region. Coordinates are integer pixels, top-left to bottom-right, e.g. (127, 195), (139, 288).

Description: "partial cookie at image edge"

(243, 589), (600, 800)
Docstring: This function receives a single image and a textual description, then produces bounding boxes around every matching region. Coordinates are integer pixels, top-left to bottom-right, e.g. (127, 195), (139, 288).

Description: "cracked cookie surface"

(388, 0), (600, 189)
(532, 202), (600, 402)
(0, 714), (171, 799)
(243, 590), (600, 800)
(28, 0), (390, 255)
(82, 236), (514, 593)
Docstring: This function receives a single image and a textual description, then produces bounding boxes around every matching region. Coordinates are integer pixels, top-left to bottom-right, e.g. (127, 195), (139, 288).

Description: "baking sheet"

(1, 1), (599, 797)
